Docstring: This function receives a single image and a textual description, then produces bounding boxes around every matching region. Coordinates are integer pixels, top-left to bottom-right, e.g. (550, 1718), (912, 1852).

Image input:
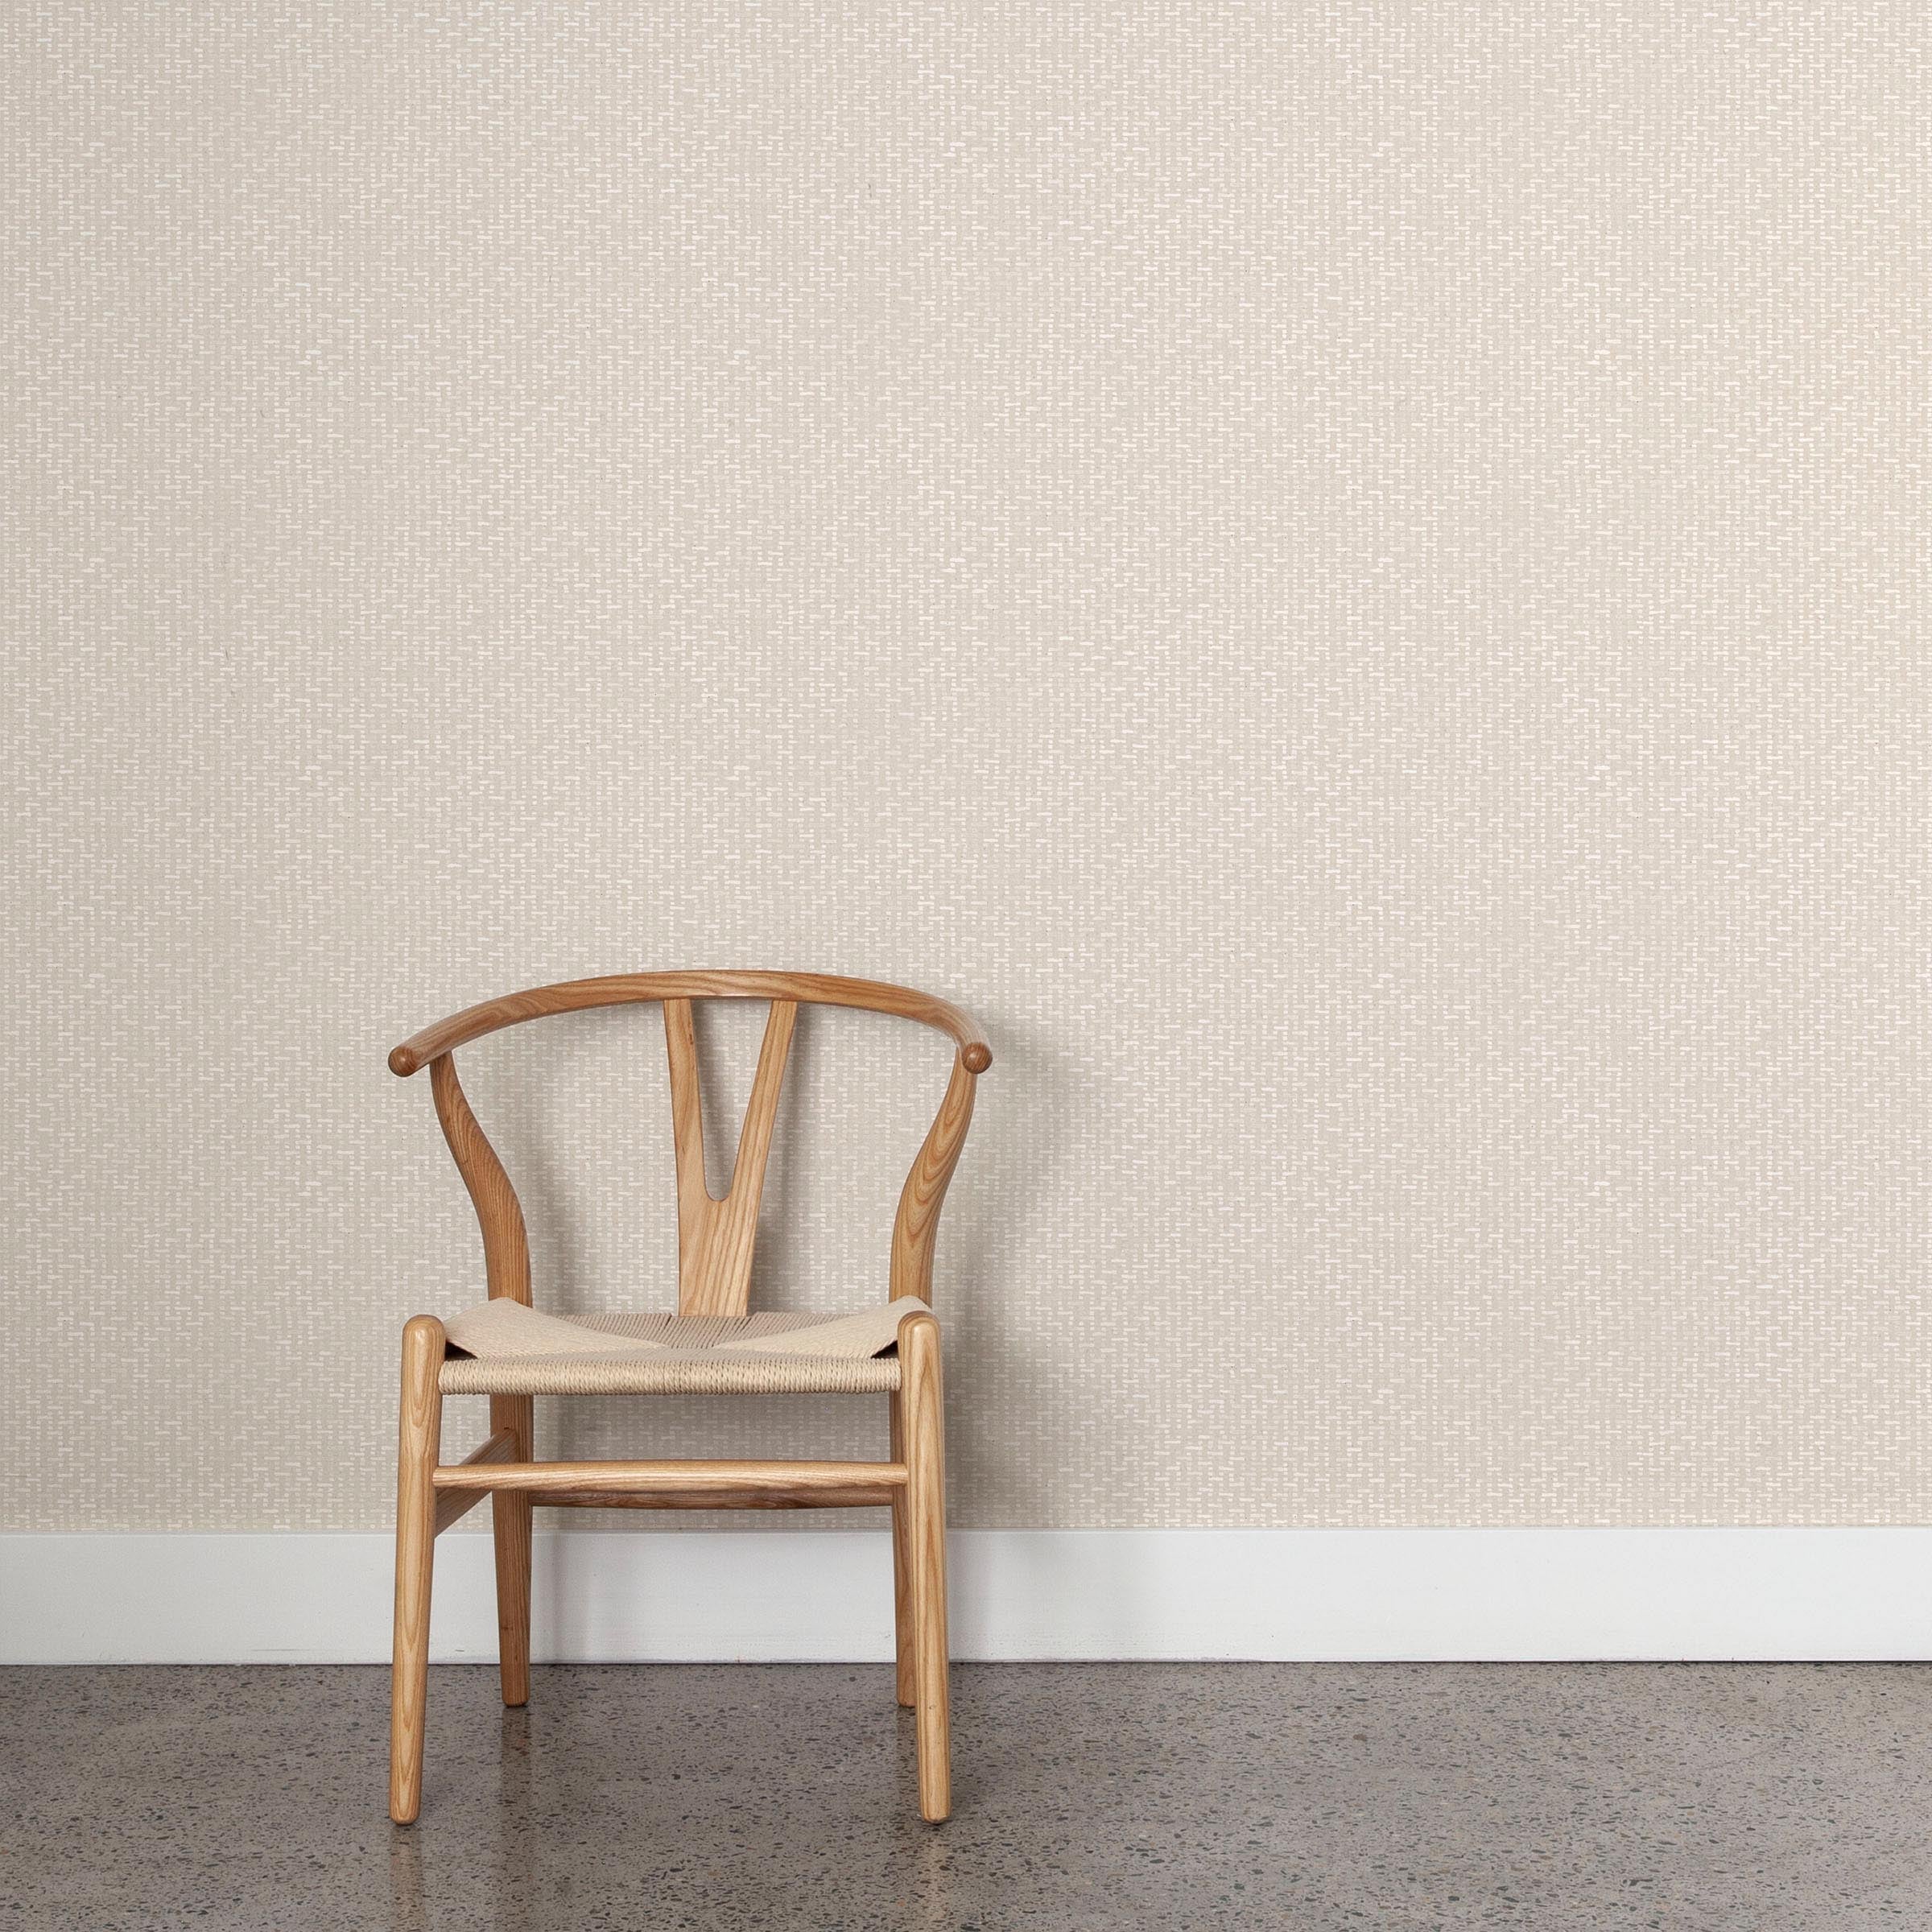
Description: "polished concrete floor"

(6, 1662), (1931, 1930)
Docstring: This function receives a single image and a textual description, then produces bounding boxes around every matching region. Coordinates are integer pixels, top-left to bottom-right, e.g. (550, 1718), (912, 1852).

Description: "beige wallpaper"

(6, 4), (1930, 1534)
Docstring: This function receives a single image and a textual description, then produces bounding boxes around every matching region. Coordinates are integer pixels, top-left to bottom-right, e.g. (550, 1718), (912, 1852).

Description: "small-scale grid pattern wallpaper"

(6, 4), (1930, 1531)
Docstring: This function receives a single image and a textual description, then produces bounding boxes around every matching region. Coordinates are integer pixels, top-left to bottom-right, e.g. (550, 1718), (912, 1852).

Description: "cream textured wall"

(6, 4), (1930, 1534)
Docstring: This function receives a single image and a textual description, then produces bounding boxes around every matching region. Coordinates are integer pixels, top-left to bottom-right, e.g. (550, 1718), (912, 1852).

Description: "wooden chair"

(384, 972), (989, 1826)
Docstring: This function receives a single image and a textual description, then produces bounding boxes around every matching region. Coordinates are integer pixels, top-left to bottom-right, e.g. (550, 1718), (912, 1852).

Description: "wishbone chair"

(383, 971), (989, 1825)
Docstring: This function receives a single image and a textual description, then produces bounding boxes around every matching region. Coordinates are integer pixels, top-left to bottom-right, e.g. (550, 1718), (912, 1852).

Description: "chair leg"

(889, 1392), (915, 1708)
(899, 1312), (950, 1822)
(491, 1393), (533, 1707)
(390, 1315), (444, 1826)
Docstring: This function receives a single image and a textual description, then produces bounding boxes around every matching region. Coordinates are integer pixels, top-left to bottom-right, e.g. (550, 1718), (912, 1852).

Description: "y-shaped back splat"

(394, 971), (989, 1317)
(663, 997), (798, 1316)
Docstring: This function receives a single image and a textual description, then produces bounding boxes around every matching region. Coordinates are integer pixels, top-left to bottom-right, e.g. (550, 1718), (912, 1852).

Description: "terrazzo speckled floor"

(6, 1663), (1932, 1930)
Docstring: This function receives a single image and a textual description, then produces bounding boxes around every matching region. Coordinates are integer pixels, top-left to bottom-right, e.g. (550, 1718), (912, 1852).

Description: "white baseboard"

(5, 1529), (1930, 1665)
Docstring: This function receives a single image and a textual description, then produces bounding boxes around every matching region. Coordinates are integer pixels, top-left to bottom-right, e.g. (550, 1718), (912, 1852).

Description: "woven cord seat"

(436, 1298), (923, 1396)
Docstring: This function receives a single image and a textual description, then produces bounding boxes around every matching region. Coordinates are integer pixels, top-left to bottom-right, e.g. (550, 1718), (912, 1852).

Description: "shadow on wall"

(939, 1003), (1091, 1529)
(422, 982), (1058, 1520)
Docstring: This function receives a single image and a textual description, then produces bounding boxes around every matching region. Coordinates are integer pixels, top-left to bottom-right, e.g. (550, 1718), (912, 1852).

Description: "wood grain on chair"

(384, 971), (988, 1827)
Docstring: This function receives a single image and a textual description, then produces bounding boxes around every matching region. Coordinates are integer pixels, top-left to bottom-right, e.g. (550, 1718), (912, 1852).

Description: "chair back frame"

(391, 971), (992, 1318)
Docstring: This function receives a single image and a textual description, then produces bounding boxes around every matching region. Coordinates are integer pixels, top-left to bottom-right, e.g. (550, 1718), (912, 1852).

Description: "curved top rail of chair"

(389, 971), (993, 1078)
